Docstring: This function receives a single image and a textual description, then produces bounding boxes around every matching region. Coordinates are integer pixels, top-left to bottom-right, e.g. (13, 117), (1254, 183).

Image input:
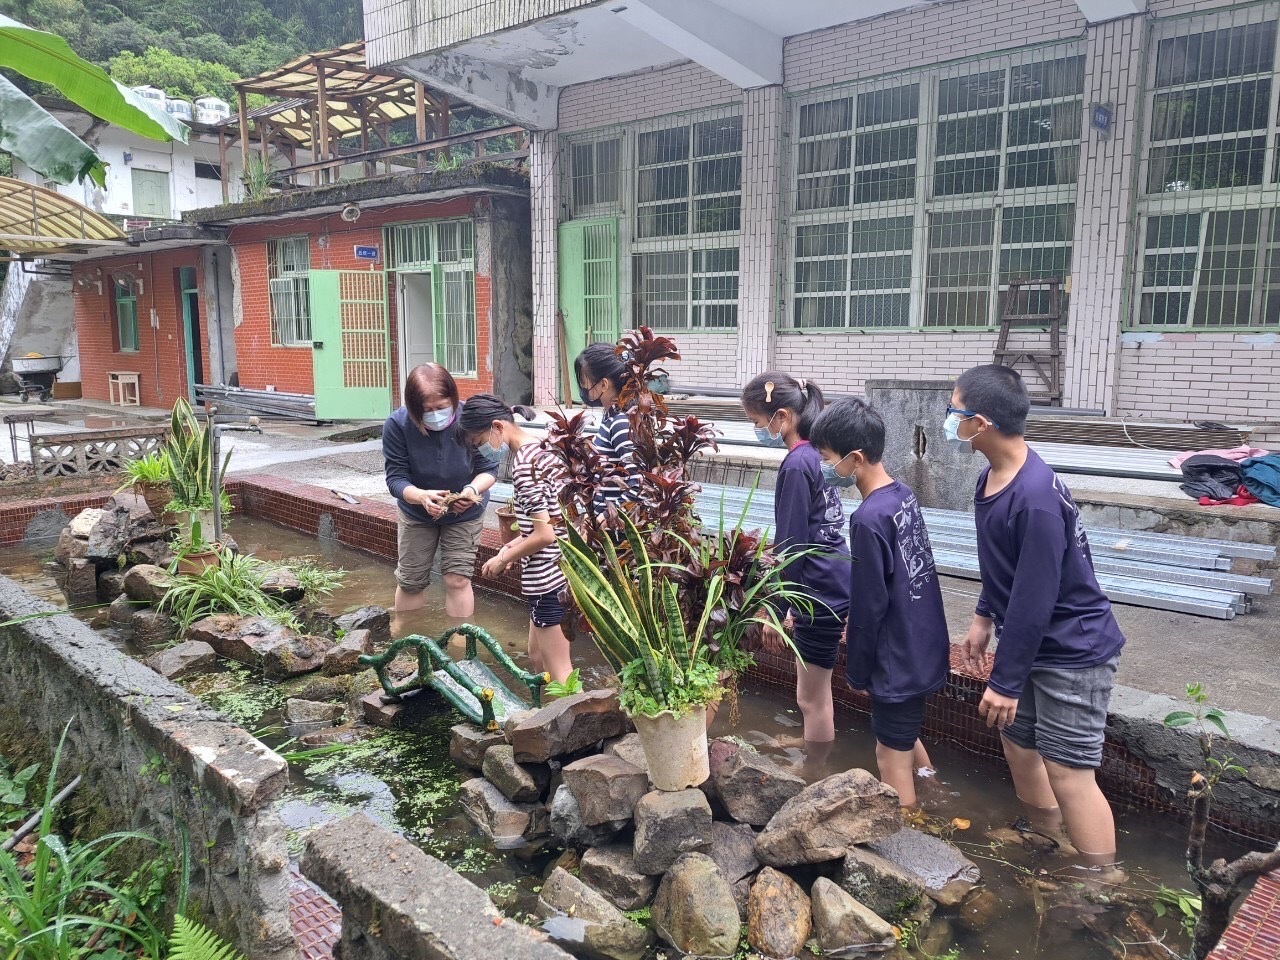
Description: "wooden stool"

(108, 372), (141, 406)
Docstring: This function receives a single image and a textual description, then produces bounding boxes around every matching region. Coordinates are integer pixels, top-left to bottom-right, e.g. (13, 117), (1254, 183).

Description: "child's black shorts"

(527, 591), (565, 628)
(870, 695), (928, 752)
(791, 613), (845, 670)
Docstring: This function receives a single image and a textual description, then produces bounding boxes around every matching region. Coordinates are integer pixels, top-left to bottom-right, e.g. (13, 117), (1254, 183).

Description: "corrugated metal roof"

(0, 176), (125, 255)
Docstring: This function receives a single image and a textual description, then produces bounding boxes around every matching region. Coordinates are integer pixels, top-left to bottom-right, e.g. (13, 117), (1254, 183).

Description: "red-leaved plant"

(544, 328), (809, 716)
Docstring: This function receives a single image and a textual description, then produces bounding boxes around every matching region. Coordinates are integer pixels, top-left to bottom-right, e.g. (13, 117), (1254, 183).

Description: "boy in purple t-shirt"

(812, 398), (950, 808)
(950, 364), (1125, 871)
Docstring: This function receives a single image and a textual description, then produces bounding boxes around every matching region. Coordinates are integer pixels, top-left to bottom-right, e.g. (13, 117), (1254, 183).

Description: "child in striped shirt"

(575, 342), (640, 516)
(461, 394), (573, 684)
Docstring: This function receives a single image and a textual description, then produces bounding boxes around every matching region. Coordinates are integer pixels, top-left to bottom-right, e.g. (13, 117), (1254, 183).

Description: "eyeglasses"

(946, 405), (1000, 429)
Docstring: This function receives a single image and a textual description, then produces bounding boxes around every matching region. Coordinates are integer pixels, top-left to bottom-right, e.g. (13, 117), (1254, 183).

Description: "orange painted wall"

(71, 250), (202, 410)
(227, 196), (496, 403)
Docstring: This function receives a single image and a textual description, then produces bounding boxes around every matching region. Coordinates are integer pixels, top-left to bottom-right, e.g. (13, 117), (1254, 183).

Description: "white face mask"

(944, 412), (973, 444)
(422, 405), (456, 432)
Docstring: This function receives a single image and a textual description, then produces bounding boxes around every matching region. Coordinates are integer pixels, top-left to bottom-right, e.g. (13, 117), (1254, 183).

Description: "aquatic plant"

(1165, 682), (1280, 959)
(160, 553), (299, 635)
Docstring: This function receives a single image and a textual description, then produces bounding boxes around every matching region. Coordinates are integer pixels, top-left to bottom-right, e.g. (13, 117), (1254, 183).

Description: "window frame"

(785, 44), (1084, 334)
(384, 217), (479, 377)
(267, 235), (312, 347)
(113, 278), (139, 353)
(1133, 5), (1280, 330)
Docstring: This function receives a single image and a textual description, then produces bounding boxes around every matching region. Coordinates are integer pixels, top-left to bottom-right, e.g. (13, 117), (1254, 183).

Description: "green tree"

(109, 46), (241, 103)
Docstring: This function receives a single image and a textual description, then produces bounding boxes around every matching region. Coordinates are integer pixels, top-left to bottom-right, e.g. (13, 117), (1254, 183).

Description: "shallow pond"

(1, 516), (1242, 960)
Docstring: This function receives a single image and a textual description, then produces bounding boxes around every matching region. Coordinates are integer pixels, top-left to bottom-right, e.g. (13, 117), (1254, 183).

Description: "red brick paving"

(289, 865), (342, 960)
(1212, 870), (1280, 960)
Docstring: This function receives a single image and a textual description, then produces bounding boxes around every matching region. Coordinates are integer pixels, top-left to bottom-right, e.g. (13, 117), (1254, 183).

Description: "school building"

(366, 0), (1280, 436)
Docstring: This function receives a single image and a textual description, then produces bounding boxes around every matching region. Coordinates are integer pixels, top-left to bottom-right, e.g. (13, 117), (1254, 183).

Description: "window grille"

(1137, 5), (1280, 328)
(787, 45), (1083, 331)
(384, 219), (478, 375)
(268, 236), (311, 346)
(563, 106), (744, 332)
(114, 279), (139, 352)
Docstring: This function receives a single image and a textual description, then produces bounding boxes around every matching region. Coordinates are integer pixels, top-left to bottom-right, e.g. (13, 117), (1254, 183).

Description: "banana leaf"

(0, 75), (106, 186)
(0, 14), (188, 145)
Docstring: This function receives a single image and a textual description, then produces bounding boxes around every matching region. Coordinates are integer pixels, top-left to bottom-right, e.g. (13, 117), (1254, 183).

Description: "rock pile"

(454, 697), (985, 960)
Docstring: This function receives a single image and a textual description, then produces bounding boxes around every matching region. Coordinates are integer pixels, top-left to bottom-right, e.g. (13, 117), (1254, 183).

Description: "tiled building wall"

(226, 196), (488, 401)
(71, 250), (203, 409)
(540, 0), (1280, 432)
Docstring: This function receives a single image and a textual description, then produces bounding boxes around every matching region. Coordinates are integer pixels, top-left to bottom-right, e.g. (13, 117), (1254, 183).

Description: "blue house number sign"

(354, 245), (380, 261)
(1091, 103), (1113, 139)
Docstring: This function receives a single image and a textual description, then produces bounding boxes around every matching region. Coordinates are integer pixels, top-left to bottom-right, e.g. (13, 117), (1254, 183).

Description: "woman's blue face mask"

(421, 405), (455, 431)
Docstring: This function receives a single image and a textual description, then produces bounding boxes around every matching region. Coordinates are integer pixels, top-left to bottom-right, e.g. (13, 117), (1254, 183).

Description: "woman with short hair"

(382, 364), (499, 613)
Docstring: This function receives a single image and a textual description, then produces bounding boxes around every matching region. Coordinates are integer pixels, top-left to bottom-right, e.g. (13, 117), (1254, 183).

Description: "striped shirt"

(511, 440), (568, 597)
(593, 406), (640, 511)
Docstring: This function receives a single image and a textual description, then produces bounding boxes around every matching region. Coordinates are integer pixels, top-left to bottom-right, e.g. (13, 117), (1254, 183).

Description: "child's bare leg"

(532, 624), (572, 684)
(912, 739), (934, 773)
(876, 743), (918, 808)
(795, 663), (835, 743)
(526, 622), (544, 673)
(1002, 736), (1071, 838)
(1044, 760), (1117, 861)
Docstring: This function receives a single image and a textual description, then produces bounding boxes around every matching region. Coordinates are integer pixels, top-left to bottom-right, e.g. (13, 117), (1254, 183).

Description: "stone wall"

(303, 813), (572, 960)
(0, 575), (297, 960)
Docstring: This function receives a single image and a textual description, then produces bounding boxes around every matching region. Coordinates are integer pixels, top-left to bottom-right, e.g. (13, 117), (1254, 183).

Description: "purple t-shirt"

(773, 442), (850, 622)
(974, 448), (1126, 699)
(846, 480), (950, 703)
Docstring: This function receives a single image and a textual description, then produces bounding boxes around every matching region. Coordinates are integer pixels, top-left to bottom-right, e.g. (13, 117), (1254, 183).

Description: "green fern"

(167, 915), (246, 960)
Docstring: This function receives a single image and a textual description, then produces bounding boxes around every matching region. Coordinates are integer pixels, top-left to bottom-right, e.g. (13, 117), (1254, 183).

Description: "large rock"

(548, 785), (628, 848)
(143, 640), (216, 680)
(631, 789), (712, 875)
(96, 568), (126, 603)
(450, 724), (507, 769)
(85, 509), (129, 562)
(108, 593), (134, 628)
(260, 568), (304, 603)
(322, 628), (373, 675)
(67, 508), (104, 538)
(810, 877), (896, 954)
(186, 615), (299, 667)
(509, 690), (632, 763)
(126, 539), (174, 569)
(714, 748), (806, 827)
(55, 528), (88, 564)
(562, 754), (648, 826)
(537, 867), (654, 960)
(334, 605), (390, 644)
(277, 672), (365, 703)
(579, 845), (657, 912)
(838, 846), (928, 922)
(706, 820), (760, 884)
(602, 733), (649, 776)
(954, 886), (1003, 935)
(483, 745), (550, 803)
(747, 867), (811, 959)
(755, 769), (901, 867)
(260, 632), (332, 681)
(284, 698), (345, 724)
(867, 828), (981, 908)
(61, 558), (98, 605)
(128, 607), (177, 649)
(123, 564), (173, 604)
(458, 778), (549, 845)
(651, 853), (740, 959)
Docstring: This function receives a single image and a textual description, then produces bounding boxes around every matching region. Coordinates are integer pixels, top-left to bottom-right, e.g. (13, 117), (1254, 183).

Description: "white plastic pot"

(631, 705), (710, 791)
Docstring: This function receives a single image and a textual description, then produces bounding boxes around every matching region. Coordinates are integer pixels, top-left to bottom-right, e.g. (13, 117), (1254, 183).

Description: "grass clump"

(160, 554), (345, 635)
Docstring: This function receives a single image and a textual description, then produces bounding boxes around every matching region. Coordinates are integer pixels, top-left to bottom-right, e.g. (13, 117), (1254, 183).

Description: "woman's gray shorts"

(1001, 654), (1119, 769)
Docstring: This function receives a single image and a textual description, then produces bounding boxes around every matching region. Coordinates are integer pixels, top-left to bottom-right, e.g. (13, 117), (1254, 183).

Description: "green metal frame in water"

(359, 624), (549, 731)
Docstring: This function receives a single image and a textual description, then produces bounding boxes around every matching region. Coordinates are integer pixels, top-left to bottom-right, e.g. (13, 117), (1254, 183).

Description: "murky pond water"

(2, 517), (1241, 960)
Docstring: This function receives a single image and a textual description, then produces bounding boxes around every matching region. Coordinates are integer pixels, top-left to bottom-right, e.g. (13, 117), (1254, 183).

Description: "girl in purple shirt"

(741, 373), (850, 744)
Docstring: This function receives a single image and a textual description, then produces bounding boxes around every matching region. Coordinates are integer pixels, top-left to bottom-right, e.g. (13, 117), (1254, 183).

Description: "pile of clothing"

(1169, 445), (1280, 507)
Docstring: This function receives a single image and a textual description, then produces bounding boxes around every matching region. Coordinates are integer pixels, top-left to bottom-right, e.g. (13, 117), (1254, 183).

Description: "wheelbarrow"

(11, 355), (65, 402)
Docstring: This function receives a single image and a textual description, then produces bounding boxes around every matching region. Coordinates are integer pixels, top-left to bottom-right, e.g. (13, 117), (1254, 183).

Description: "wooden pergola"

(227, 40), (516, 188)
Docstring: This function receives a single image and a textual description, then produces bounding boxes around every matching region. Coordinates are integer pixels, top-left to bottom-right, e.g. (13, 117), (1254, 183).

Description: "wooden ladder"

(993, 278), (1063, 405)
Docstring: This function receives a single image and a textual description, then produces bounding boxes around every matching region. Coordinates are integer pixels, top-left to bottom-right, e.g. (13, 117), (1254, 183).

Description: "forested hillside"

(1, 0), (362, 99)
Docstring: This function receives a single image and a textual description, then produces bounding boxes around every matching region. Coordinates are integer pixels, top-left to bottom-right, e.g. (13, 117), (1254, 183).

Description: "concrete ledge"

(0, 576), (295, 960)
(1107, 685), (1280, 827)
(303, 813), (572, 960)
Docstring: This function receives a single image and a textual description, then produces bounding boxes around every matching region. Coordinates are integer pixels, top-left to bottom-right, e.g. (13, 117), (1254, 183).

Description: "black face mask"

(579, 386), (603, 408)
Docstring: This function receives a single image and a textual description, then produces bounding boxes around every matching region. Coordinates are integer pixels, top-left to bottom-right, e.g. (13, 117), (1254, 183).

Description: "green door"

(178, 266), (202, 401)
(309, 270), (392, 420)
(558, 218), (619, 368)
(131, 169), (171, 218)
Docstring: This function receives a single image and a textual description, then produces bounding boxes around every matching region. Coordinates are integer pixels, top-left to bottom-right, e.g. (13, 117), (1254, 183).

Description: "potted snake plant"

(162, 398), (232, 571)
